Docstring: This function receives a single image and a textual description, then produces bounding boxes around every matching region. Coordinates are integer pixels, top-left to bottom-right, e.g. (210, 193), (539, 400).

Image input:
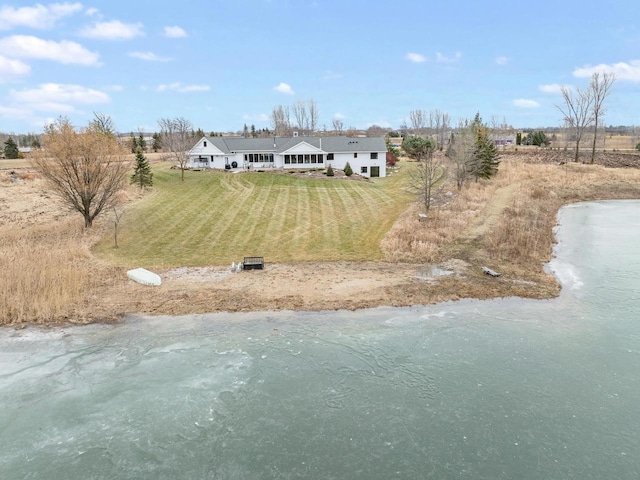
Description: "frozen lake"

(1, 200), (639, 479)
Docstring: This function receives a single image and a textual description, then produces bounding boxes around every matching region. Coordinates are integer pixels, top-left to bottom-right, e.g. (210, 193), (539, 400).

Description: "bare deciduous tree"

(557, 85), (595, 162)
(308, 99), (319, 134)
(447, 120), (475, 190)
(113, 206), (125, 248)
(332, 118), (344, 134)
(589, 72), (616, 163)
(271, 104), (291, 136)
(366, 124), (388, 137)
(292, 101), (307, 134)
(402, 136), (447, 212)
(32, 116), (129, 228)
(158, 117), (195, 181)
(89, 111), (116, 139)
(430, 109), (450, 150)
(409, 109), (427, 137)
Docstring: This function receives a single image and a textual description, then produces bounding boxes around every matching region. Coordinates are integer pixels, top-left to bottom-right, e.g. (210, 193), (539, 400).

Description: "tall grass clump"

(382, 175), (497, 262)
(0, 222), (95, 324)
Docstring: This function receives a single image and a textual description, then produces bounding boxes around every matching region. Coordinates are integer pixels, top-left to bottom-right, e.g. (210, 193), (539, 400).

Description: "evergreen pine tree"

(130, 147), (153, 189)
(152, 132), (161, 152)
(466, 113), (500, 181)
(326, 165), (334, 176)
(138, 133), (147, 152)
(472, 126), (500, 180)
(344, 161), (353, 176)
(3, 137), (19, 159)
(130, 133), (137, 153)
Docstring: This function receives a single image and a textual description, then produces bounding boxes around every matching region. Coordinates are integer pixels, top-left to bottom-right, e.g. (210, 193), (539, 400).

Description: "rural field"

(1, 150), (640, 325)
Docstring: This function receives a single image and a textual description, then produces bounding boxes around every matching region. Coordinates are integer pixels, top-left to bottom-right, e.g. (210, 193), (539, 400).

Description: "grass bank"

(94, 165), (411, 266)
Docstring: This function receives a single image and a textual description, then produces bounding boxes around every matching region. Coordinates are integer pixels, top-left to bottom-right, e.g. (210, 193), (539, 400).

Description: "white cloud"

(0, 55), (31, 82)
(157, 82), (210, 93)
(164, 26), (187, 38)
(85, 7), (100, 17)
(9, 83), (110, 113)
(573, 60), (640, 82)
(436, 51), (462, 63)
(274, 82), (294, 95)
(405, 52), (426, 63)
(79, 21), (144, 40)
(0, 2), (82, 30)
(129, 51), (172, 62)
(178, 85), (210, 93)
(0, 35), (100, 65)
(242, 113), (269, 122)
(495, 56), (509, 65)
(513, 98), (540, 108)
(539, 83), (570, 94)
(0, 105), (33, 119)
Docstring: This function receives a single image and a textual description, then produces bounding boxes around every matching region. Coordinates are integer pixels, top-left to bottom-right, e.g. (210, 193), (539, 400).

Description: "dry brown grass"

(0, 221), (93, 324)
(382, 157), (640, 289)
(2, 152), (639, 325)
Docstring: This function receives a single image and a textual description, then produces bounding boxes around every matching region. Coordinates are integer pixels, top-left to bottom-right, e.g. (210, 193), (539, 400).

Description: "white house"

(188, 135), (387, 178)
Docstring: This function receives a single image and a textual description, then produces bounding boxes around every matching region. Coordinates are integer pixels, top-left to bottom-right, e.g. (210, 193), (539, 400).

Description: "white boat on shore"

(127, 268), (162, 286)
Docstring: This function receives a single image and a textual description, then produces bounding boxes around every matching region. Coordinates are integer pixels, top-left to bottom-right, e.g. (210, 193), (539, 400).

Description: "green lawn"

(95, 164), (411, 267)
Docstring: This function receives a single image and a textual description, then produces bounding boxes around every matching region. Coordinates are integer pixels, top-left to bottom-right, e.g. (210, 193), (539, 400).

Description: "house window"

(304, 154), (311, 164)
(318, 154), (324, 163)
(353, 152), (358, 158)
(298, 154), (303, 164)
(361, 166), (368, 173)
(285, 155), (291, 164)
(311, 154), (316, 163)
(327, 153), (334, 160)
(203, 141), (207, 147)
(370, 152), (378, 159)
(244, 154), (248, 162)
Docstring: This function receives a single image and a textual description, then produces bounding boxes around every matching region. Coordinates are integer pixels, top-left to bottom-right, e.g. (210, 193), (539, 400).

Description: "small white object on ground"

(127, 268), (162, 286)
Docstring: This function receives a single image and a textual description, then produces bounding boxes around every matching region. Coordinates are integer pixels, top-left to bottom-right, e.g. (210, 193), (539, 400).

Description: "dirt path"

(465, 183), (518, 240)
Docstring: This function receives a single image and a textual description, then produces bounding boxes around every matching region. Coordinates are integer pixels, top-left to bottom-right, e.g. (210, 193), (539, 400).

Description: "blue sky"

(0, 0), (638, 134)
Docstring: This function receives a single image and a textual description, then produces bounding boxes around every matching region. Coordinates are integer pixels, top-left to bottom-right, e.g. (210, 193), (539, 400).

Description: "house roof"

(199, 136), (387, 154)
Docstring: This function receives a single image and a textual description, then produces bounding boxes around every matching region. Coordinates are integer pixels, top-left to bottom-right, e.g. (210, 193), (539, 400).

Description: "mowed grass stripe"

(275, 183), (312, 254)
(258, 186), (292, 255)
(127, 172), (252, 264)
(95, 166), (413, 266)
(224, 176), (273, 251)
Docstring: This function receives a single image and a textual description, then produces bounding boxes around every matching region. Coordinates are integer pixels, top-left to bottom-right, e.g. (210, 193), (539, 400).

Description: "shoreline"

(53, 257), (562, 327)
(2, 152), (639, 326)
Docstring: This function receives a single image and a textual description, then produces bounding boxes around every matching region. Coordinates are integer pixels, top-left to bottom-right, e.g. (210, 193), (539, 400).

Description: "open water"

(1, 200), (639, 479)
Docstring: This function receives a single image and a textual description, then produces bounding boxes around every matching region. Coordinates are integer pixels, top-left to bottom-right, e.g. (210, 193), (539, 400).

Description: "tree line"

(402, 112), (500, 213)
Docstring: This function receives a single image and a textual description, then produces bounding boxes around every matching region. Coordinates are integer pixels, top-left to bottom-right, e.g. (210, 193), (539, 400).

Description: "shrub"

(386, 152), (397, 166)
(326, 165), (334, 176)
(636, 142), (640, 152)
(344, 162), (353, 176)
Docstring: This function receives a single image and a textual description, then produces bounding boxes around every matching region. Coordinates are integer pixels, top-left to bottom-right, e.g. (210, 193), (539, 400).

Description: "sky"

(0, 0), (639, 134)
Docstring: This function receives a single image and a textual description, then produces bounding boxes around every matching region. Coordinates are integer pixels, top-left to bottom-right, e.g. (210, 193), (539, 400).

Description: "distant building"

(493, 135), (516, 146)
(188, 135), (388, 178)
